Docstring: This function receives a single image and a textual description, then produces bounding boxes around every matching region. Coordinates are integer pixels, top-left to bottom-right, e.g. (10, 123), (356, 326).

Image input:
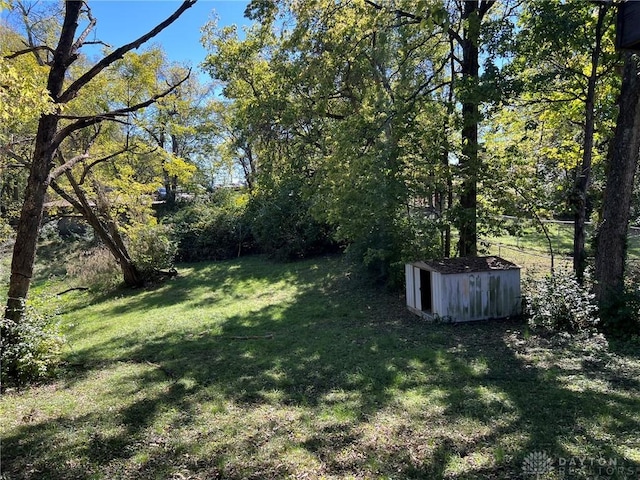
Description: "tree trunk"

(5, 118), (56, 321)
(594, 52), (640, 303)
(51, 176), (145, 288)
(457, 1), (481, 257)
(572, 3), (608, 280)
(4, 2), (83, 322)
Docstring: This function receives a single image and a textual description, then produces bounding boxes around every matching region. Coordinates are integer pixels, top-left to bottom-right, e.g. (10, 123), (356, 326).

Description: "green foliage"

(598, 265), (640, 336)
(1, 305), (65, 389)
(0, 55), (53, 139)
(485, 0), (619, 224)
(202, 0), (454, 279)
(127, 223), (177, 275)
(247, 180), (337, 261)
(166, 189), (254, 262)
(523, 269), (599, 333)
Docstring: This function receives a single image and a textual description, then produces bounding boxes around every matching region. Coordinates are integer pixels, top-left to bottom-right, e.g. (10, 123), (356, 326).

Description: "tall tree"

(510, 0), (617, 278)
(3, 0), (196, 322)
(457, 0), (496, 257)
(572, 2), (610, 279)
(363, 0), (504, 257)
(134, 59), (208, 205)
(204, 0), (457, 277)
(594, 52), (640, 303)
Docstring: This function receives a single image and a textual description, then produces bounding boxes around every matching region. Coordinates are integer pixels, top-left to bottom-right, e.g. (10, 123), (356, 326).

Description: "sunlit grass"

(1, 254), (639, 479)
(483, 220), (640, 275)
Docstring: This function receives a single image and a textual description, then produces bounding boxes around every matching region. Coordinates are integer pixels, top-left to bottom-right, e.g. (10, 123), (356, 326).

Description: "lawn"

(1, 254), (640, 479)
(482, 220), (640, 274)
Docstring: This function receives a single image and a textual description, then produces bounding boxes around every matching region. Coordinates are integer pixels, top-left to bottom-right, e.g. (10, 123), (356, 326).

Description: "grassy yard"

(1, 254), (640, 479)
(482, 220), (640, 274)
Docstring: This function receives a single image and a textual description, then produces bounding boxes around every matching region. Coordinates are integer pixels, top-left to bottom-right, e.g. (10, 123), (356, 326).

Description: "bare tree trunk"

(594, 52), (640, 303)
(572, 3), (608, 280)
(5, 2), (83, 322)
(457, 1), (482, 257)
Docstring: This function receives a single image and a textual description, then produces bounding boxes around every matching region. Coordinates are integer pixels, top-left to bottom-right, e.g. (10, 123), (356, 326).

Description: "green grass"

(1, 254), (639, 479)
(482, 221), (640, 274)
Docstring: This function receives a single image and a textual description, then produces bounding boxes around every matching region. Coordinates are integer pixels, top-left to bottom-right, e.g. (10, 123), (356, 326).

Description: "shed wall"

(435, 270), (521, 321)
(406, 262), (521, 322)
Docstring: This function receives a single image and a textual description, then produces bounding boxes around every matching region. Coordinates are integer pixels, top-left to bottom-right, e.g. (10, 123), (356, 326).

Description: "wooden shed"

(617, 1), (640, 51)
(405, 256), (521, 322)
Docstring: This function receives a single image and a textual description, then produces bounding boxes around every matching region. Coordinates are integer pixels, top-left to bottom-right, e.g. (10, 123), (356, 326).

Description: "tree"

(204, 0), (459, 279)
(594, 52), (640, 304)
(3, 0), (196, 322)
(132, 57), (209, 205)
(511, 0), (617, 279)
(456, 0), (496, 257)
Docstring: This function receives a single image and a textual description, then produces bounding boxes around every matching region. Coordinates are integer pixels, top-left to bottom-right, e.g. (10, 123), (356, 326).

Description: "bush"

(127, 223), (177, 275)
(342, 211), (443, 289)
(247, 183), (337, 261)
(1, 305), (65, 389)
(523, 269), (599, 333)
(166, 189), (254, 262)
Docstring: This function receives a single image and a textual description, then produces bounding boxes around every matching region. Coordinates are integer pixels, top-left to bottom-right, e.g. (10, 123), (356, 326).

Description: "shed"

(617, 1), (640, 51)
(405, 256), (521, 322)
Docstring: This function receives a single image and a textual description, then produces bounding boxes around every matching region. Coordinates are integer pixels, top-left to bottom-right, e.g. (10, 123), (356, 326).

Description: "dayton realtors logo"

(522, 452), (554, 478)
(522, 451), (638, 479)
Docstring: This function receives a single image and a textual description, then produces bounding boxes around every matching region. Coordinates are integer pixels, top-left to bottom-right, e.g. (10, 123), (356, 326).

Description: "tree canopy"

(1, 0), (638, 296)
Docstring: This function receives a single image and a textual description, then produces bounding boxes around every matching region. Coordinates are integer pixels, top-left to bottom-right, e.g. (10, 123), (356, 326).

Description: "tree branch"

(363, 0), (463, 44)
(49, 179), (86, 215)
(0, 146), (30, 167)
(49, 152), (90, 181)
(80, 146), (137, 184)
(71, 1), (97, 54)
(53, 71), (191, 150)
(479, 0), (497, 18)
(57, 0), (196, 104)
(4, 45), (55, 62)
(49, 126), (101, 181)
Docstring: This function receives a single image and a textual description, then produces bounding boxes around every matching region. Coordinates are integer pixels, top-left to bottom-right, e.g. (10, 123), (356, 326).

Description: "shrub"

(342, 211), (443, 289)
(127, 223), (177, 275)
(166, 189), (254, 262)
(523, 269), (599, 333)
(247, 183), (337, 261)
(1, 305), (65, 389)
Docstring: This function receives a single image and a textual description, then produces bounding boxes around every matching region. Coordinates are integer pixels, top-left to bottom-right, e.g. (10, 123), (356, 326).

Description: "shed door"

(413, 267), (422, 311)
(405, 264), (415, 308)
(420, 269), (432, 312)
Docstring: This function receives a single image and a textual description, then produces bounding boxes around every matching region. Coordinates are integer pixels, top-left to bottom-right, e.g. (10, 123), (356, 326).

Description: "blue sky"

(84, 1), (250, 69)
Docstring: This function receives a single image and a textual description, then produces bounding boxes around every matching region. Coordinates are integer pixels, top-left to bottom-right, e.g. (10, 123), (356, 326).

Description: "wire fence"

(481, 216), (640, 274)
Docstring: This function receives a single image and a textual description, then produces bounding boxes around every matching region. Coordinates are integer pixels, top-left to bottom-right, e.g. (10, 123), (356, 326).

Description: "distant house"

(405, 256), (521, 322)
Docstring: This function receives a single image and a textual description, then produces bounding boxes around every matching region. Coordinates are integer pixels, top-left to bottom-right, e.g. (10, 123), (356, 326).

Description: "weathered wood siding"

(435, 270), (521, 322)
(405, 264), (417, 311)
(406, 260), (521, 322)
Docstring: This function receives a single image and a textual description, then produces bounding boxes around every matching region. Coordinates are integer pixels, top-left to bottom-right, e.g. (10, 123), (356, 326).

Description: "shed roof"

(413, 256), (520, 274)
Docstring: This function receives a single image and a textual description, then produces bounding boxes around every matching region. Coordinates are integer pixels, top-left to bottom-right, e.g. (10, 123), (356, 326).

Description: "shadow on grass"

(3, 256), (640, 479)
